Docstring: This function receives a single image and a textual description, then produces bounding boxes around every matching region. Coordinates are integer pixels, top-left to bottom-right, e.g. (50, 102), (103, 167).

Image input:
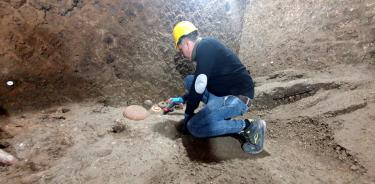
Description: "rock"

(143, 100), (153, 109)
(0, 149), (17, 165)
(350, 165), (359, 171)
(111, 123), (126, 133)
(123, 105), (150, 120)
(52, 116), (66, 120)
(61, 108), (70, 113)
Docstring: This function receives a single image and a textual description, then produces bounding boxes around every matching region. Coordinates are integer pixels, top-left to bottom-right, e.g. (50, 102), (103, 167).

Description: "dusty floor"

(0, 64), (374, 184)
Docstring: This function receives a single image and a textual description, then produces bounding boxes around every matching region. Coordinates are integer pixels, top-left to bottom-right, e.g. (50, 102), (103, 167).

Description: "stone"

(52, 116), (66, 120)
(350, 165), (359, 171)
(143, 100), (153, 109)
(123, 105), (150, 121)
(0, 149), (17, 165)
(111, 123), (126, 133)
(61, 108), (70, 113)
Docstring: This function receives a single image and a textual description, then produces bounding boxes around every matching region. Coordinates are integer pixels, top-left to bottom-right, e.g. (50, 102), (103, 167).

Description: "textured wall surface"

(239, 0), (375, 76)
(0, 0), (246, 112)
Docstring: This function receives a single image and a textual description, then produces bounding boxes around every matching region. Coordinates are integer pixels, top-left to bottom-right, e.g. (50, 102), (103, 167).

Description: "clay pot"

(123, 105), (150, 121)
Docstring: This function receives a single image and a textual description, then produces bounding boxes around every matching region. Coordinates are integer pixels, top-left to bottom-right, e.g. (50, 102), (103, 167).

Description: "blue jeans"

(184, 75), (249, 138)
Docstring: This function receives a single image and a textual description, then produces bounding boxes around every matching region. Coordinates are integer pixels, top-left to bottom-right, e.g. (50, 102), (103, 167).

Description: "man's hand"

(184, 113), (192, 123)
(177, 113), (194, 135)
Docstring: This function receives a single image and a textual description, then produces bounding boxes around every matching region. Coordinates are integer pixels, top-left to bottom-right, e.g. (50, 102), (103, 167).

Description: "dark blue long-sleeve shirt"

(184, 38), (254, 116)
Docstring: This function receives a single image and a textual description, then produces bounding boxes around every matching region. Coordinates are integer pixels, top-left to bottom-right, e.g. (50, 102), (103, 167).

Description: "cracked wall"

(0, 0), (247, 112)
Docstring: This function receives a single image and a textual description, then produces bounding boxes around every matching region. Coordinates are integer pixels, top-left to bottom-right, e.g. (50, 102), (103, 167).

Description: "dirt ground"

(0, 64), (374, 184)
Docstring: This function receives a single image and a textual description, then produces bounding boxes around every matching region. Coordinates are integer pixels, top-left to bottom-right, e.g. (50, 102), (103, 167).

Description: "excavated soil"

(0, 64), (375, 184)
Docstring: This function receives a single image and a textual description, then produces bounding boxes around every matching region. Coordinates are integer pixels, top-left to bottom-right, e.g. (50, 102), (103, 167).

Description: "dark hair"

(177, 30), (199, 45)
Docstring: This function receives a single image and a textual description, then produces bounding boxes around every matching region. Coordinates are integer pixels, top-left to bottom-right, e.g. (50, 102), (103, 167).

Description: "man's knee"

(184, 75), (194, 90)
(186, 119), (211, 138)
(187, 123), (205, 138)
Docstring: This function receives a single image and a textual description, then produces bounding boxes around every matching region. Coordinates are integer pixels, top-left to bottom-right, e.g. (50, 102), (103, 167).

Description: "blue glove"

(169, 96), (184, 104)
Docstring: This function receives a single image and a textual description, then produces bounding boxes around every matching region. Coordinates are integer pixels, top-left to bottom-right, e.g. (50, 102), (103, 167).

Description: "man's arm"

(184, 41), (216, 118)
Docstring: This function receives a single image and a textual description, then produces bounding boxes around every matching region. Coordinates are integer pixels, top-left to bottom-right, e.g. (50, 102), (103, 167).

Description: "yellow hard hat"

(172, 21), (198, 48)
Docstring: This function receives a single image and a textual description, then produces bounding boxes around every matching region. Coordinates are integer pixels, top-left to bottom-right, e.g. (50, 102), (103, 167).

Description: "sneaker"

(239, 119), (266, 154)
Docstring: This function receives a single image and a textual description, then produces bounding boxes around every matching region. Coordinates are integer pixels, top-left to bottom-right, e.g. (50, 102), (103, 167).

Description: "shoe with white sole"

(239, 119), (266, 154)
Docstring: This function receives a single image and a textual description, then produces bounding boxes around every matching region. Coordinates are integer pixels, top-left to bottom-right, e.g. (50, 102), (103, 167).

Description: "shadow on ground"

(153, 120), (270, 163)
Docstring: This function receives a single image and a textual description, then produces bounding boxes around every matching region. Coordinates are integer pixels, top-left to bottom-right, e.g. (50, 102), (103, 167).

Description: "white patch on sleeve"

(194, 74), (208, 94)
